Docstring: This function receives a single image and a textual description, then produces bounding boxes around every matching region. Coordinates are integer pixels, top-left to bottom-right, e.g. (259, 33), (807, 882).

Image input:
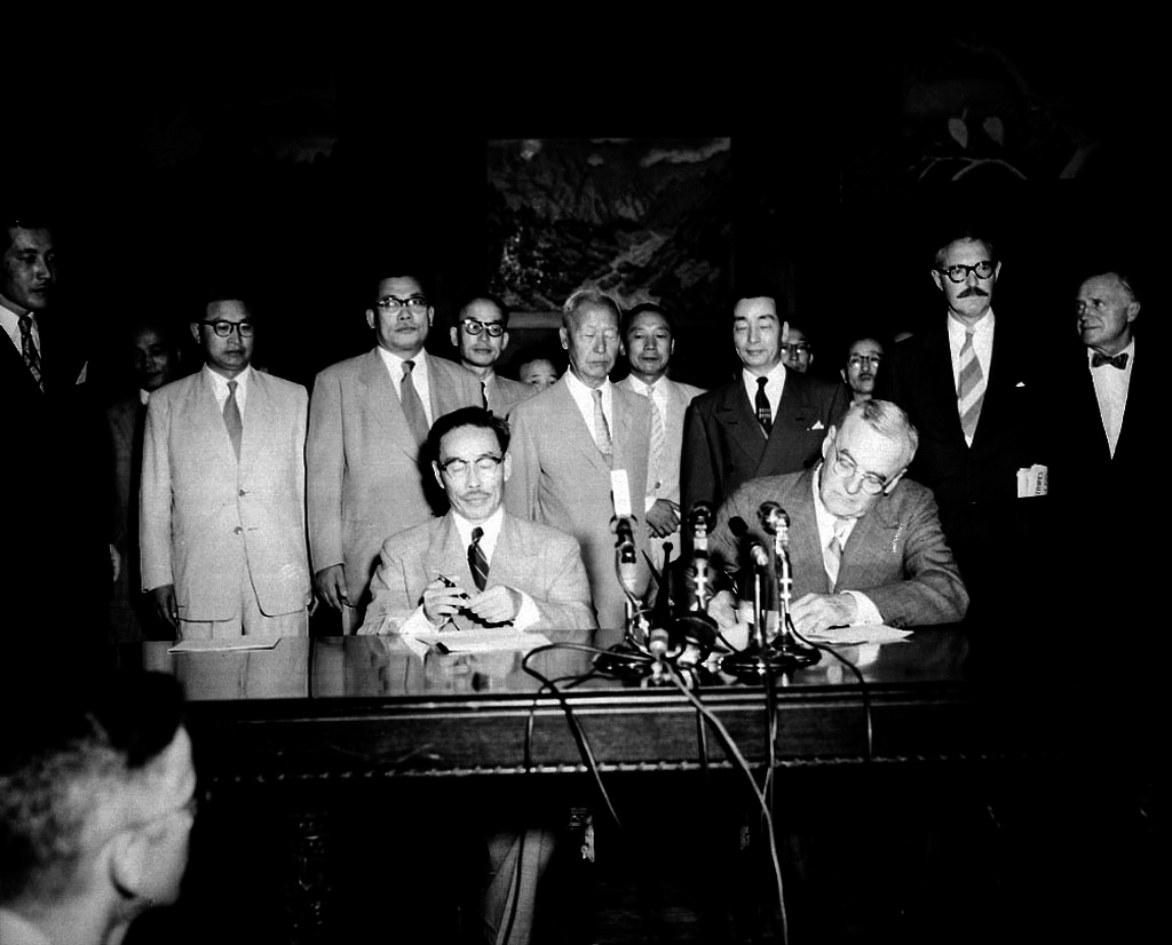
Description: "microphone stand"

(595, 516), (659, 679)
(766, 508), (820, 668)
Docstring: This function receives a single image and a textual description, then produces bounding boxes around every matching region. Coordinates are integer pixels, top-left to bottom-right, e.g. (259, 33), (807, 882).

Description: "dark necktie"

(17, 313), (44, 392)
(1091, 352), (1129, 369)
(468, 526), (489, 591)
(755, 376), (772, 437)
(481, 380), (490, 411)
(223, 379), (243, 459)
(400, 360), (430, 446)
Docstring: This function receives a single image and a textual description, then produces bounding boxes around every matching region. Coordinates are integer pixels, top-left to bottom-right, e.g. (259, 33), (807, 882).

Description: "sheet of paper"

(803, 625), (912, 645)
(411, 630), (552, 654)
(169, 636), (281, 653)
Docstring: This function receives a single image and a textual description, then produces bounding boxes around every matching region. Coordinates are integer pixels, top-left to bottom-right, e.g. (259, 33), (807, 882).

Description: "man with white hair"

(708, 400), (968, 633)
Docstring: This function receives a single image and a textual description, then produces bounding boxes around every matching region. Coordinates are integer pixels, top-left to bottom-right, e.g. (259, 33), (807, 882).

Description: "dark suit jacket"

(1, 314), (110, 640)
(504, 377), (652, 631)
(709, 467), (968, 627)
(358, 511), (596, 633)
(307, 349), (484, 611)
(681, 369), (849, 514)
(875, 319), (1050, 587)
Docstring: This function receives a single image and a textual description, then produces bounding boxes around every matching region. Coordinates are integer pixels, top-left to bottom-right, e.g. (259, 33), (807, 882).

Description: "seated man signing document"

(708, 400), (969, 635)
(359, 406), (597, 635)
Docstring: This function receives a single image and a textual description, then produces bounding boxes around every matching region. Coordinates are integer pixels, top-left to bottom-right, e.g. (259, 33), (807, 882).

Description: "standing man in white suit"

(140, 297), (312, 638)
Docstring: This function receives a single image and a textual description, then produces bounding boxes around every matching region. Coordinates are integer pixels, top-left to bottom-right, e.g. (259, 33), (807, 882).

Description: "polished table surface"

(117, 625), (1030, 781)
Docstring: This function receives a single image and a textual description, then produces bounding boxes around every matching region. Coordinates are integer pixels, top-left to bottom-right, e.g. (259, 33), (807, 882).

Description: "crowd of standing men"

(2, 214), (1144, 646)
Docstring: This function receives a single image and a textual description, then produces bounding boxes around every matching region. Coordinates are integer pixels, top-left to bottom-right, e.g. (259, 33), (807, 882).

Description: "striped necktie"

(593, 388), (613, 464)
(468, 526), (489, 591)
(957, 329), (984, 442)
(18, 314), (44, 392)
(645, 383), (666, 494)
(823, 518), (850, 590)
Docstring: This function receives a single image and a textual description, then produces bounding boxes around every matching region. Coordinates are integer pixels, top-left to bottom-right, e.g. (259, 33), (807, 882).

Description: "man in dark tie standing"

(682, 291), (849, 516)
(0, 214), (109, 642)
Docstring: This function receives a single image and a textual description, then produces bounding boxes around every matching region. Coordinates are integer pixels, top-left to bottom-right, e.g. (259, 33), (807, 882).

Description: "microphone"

(611, 514), (640, 596)
(729, 516), (769, 571)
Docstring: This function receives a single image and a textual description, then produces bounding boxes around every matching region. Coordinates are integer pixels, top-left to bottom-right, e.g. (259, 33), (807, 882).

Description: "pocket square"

(811, 420), (826, 430)
(1015, 381), (1026, 388)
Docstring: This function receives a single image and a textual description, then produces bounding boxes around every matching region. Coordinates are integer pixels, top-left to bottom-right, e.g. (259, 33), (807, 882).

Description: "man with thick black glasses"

(140, 296), (312, 638)
(876, 231), (1050, 614)
(307, 274), (482, 631)
(449, 294), (534, 417)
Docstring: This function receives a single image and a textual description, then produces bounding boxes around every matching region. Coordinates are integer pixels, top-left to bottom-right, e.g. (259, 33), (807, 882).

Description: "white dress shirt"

(204, 363), (252, 412)
(741, 361), (787, 422)
(0, 300), (41, 361)
(1088, 340), (1134, 458)
(947, 309), (995, 446)
(376, 347), (435, 425)
(811, 466), (882, 625)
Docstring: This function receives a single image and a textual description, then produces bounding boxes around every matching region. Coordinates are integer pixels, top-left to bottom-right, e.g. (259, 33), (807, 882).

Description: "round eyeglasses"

(937, 261), (996, 284)
(377, 295), (429, 314)
(201, 320), (255, 338)
(460, 318), (506, 338)
(829, 449), (887, 495)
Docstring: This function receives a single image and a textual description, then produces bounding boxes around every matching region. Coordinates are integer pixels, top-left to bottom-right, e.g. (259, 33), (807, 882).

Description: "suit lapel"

(239, 371), (271, 469)
(424, 516), (474, 592)
(193, 371), (237, 464)
(716, 381), (767, 467)
(359, 349), (416, 460)
(839, 491), (901, 589)
(784, 470), (829, 596)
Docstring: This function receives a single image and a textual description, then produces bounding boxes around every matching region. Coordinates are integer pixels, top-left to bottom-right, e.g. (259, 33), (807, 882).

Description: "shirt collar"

(203, 363), (252, 394)
(1087, 338), (1135, 366)
(564, 367), (611, 401)
(451, 506), (504, 555)
(377, 346), (429, 373)
(742, 360), (786, 388)
(947, 308), (995, 340)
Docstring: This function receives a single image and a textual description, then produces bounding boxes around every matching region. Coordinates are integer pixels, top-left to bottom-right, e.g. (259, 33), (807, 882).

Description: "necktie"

(400, 360), (430, 446)
(593, 388), (613, 464)
(956, 329), (984, 442)
(755, 376), (772, 437)
(823, 518), (850, 590)
(468, 526), (489, 591)
(223, 380), (243, 459)
(17, 314), (43, 392)
(1091, 352), (1129, 369)
(646, 387), (666, 495)
(481, 380), (490, 411)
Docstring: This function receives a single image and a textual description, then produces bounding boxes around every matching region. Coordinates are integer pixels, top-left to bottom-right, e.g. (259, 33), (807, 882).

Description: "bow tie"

(1091, 352), (1129, 370)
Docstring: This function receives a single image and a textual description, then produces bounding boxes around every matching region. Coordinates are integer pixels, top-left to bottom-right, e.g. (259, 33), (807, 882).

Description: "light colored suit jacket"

(359, 510), (596, 633)
(140, 368), (311, 621)
(306, 349), (483, 608)
(483, 371), (536, 418)
(504, 376), (652, 631)
(709, 467), (968, 627)
(617, 375), (703, 568)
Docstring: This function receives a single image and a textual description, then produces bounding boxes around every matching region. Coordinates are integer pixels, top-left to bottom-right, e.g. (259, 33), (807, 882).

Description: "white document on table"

(412, 629), (552, 654)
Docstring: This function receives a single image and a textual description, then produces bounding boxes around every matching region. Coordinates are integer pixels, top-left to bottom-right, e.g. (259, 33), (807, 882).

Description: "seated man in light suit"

(359, 407), (593, 945)
(359, 406), (595, 637)
(708, 399), (968, 634)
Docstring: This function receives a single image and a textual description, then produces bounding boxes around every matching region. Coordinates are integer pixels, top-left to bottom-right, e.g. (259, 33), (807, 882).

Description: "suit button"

(233, 526), (243, 535)
(238, 489), (247, 497)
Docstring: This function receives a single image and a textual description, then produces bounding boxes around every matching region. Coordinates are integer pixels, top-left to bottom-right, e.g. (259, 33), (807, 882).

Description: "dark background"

(9, 24), (1161, 394)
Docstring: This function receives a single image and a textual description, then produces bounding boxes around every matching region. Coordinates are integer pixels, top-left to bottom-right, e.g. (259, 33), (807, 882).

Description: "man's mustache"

(959, 287), (988, 298)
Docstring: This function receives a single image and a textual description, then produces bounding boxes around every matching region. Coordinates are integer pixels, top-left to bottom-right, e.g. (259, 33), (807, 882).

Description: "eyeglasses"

(460, 318), (506, 338)
(377, 295), (430, 314)
(201, 321), (255, 338)
(847, 354), (881, 368)
(439, 454), (504, 477)
(829, 447), (887, 495)
(782, 342), (811, 356)
(936, 261), (996, 284)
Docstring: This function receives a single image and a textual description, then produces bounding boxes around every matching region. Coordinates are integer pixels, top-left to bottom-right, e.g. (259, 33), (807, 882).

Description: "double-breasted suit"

(140, 368), (312, 621)
(306, 349), (483, 612)
(359, 510), (595, 633)
(504, 377), (652, 631)
(710, 467), (969, 628)
(682, 371), (849, 515)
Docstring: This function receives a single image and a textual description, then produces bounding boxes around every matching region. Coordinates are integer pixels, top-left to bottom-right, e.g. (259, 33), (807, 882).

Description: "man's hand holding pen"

(422, 575), (521, 628)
